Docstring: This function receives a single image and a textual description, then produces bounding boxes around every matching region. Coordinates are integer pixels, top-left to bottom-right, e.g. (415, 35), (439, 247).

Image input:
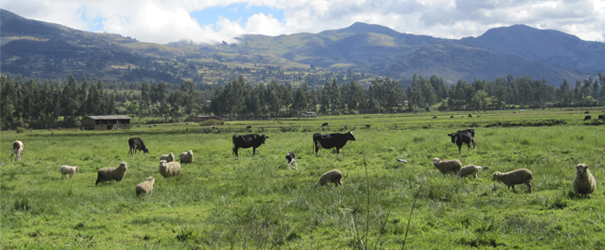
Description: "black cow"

(313, 131), (356, 155)
(584, 115), (592, 121)
(584, 111), (590, 114)
(447, 129), (475, 154)
(322, 122), (329, 127)
(599, 115), (605, 121)
(232, 134), (268, 156)
(128, 137), (149, 155)
(286, 152), (297, 170)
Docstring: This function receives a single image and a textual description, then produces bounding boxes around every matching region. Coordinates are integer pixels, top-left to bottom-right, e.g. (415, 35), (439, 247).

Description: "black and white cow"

(447, 128), (475, 154)
(128, 137), (149, 155)
(313, 131), (356, 155)
(232, 134), (268, 156)
(286, 152), (297, 170)
(584, 115), (592, 121)
(10, 140), (24, 161)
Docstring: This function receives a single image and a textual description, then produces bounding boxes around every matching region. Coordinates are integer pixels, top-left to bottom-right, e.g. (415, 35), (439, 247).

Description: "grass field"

(1, 109), (604, 249)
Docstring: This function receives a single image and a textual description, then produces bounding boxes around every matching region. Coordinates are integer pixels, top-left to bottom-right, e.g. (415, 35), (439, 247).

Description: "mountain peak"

(334, 22), (402, 37)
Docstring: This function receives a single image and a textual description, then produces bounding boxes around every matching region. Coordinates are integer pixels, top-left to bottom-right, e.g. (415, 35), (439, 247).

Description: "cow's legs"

(253, 147), (256, 156)
(233, 147), (239, 156)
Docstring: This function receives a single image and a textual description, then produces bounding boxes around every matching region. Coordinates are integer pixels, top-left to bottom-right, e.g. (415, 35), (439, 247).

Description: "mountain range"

(2, 8), (604, 86)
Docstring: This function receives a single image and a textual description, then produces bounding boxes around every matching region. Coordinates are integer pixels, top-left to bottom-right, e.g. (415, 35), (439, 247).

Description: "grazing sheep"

(96, 162), (128, 185)
(315, 169), (343, 187)
(573, 163), (597, 197)
(433, 158), (462, 174)
(457, 165), (488, 179)
(179, 150), (194, 164)
(59, 165), (79, 179)
(136, 177), (155, 196)
(10, 140), (24, 161)
(159, 160), (181, 178)
(159, 152), (175, 162)
(492, 168), (533, 193)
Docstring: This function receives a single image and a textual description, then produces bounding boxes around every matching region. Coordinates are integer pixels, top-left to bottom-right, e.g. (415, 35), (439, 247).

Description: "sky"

(1, 0), (604, 44)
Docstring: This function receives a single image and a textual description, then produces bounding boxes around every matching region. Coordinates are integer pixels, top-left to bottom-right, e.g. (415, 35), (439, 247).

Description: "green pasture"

(1, 110), (604, 249)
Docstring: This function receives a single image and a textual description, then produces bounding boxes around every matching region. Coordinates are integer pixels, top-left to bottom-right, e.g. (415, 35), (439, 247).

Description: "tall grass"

(1, 112), (604, 249)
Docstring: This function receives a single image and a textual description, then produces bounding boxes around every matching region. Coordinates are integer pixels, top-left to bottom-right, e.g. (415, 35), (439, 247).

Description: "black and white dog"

(286, 152), (297, 170)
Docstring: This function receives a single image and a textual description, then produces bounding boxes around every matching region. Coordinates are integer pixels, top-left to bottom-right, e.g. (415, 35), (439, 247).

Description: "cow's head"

(143, 147), (149, 153)
(433, 158), (440, 166)
(447, 132), (458, 144)
(260, 134), (268, 144)
(347, 131), (356, 141)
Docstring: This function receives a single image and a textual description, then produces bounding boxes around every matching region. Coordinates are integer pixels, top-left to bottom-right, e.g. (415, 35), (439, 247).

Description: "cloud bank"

(1, 0), (603, 44)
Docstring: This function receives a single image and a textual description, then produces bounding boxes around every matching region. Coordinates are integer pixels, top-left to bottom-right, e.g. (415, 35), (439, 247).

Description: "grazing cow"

(322, 122), (329, 127)
(432, 116), (438, 119)
(232, 134), (268, 156)
(128, 137), (149, 155)
(450, 116), (454, 118)
(313, 131), (356, 155)
(10, 140), (24, 161)
(584, 111), (589, 114)
(599, 115), (605, 121)
(584, 115), (592, 121)
(447, 129), (476, 154)
(286, 152), (297, 170)
(468, 114), (473, 118)
(246, 125), (252, 129)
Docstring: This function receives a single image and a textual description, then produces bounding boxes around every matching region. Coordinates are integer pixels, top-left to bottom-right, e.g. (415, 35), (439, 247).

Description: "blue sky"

(1, 0), (604, 44)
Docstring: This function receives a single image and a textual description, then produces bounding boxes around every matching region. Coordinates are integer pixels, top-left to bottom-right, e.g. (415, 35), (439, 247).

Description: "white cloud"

(1, 0), (603, 44)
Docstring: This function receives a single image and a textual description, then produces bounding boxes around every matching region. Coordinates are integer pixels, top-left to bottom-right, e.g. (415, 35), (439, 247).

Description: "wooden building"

(81, 115), (132, 130)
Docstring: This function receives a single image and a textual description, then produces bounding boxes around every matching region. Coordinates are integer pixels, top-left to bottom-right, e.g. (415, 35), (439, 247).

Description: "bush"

(16, 127), (26, 133)
(200, 119), (224, 126)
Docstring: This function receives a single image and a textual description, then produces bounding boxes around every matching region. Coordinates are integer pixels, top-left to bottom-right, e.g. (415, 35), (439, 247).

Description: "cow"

(447, 129), (476, 154)
(599, 115), (605, 121)
(10, 140), (24, 161)
(584, 111), (590, 114)
(286, 152), (297, 170)
(432, 116), (438, 119)
(322, 122), (329, 127)
(584, 115), (592, 121)
(313, 131), (356, 155)
(232, 134), (268, 156)
(128, 137), (149, 156)
(468, 114), (473, 117)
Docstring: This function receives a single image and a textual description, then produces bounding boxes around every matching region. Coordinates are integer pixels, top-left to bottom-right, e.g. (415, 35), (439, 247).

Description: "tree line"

(2, 73), (604, 130)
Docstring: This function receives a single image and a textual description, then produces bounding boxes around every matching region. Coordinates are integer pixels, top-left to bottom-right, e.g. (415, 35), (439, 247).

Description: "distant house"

(81, 115), (132, 130)
(302, 112), (317, 117)
(194, 115), (222, 122)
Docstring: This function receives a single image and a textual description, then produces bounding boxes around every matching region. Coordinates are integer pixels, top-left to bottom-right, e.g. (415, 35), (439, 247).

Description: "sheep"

(315, 169), (343, 187)
(492, 168), (533, 193)
(159, 152), (175, 162)
(96, 162), (128, 185)
(136, 176), (155, 196)
(573, 163), (597, 197)
(179, 150), (194, 164)
(159, 160), (181, 178)
(457, 165), (489, 179)
(433, 158), (462, 174)
(59, 165), (79, 179)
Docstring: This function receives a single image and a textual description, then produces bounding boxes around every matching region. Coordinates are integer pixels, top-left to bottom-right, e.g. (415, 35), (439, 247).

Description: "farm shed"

(81, 115), (132, 130)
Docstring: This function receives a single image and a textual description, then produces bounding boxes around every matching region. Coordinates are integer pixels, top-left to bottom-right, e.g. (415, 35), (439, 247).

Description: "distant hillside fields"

(1, 111), (604, 249)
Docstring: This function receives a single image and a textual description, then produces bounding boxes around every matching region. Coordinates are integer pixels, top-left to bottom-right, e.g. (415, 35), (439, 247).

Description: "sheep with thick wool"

(492, 168), (533, 193)
(136, 176), (155, 196)
(179, 150), (194, 164)
(433, 158), (462, 174)
(159, 152), (175, 162)
(159, 160), (181, 178)
(96, 162), (128, 185)
(59, 165), (79, 179)
(573, 163), (597, 197)
(315, 169), (343, 187)
(457, 165), (488, 179)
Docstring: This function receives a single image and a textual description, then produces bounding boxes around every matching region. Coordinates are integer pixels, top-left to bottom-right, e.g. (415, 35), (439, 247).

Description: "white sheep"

(573, 163), (597, 197)
(159, 160), (181, 178)
(136, 176), (155, 196)
(96, 162), (128, 185)
(159, 152), (175, 162)
(315, 169), (343, 187)
(433, 158), (462, 174)
(492, 168), (533, 193)
(58, 165), (79, 179)
(179, 150), (194, 164)
(457, 165), (489, 179)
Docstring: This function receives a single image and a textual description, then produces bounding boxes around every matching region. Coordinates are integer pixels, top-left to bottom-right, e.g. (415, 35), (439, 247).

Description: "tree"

(140, 82), (151, 115)
(471, 90), (490, 111)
